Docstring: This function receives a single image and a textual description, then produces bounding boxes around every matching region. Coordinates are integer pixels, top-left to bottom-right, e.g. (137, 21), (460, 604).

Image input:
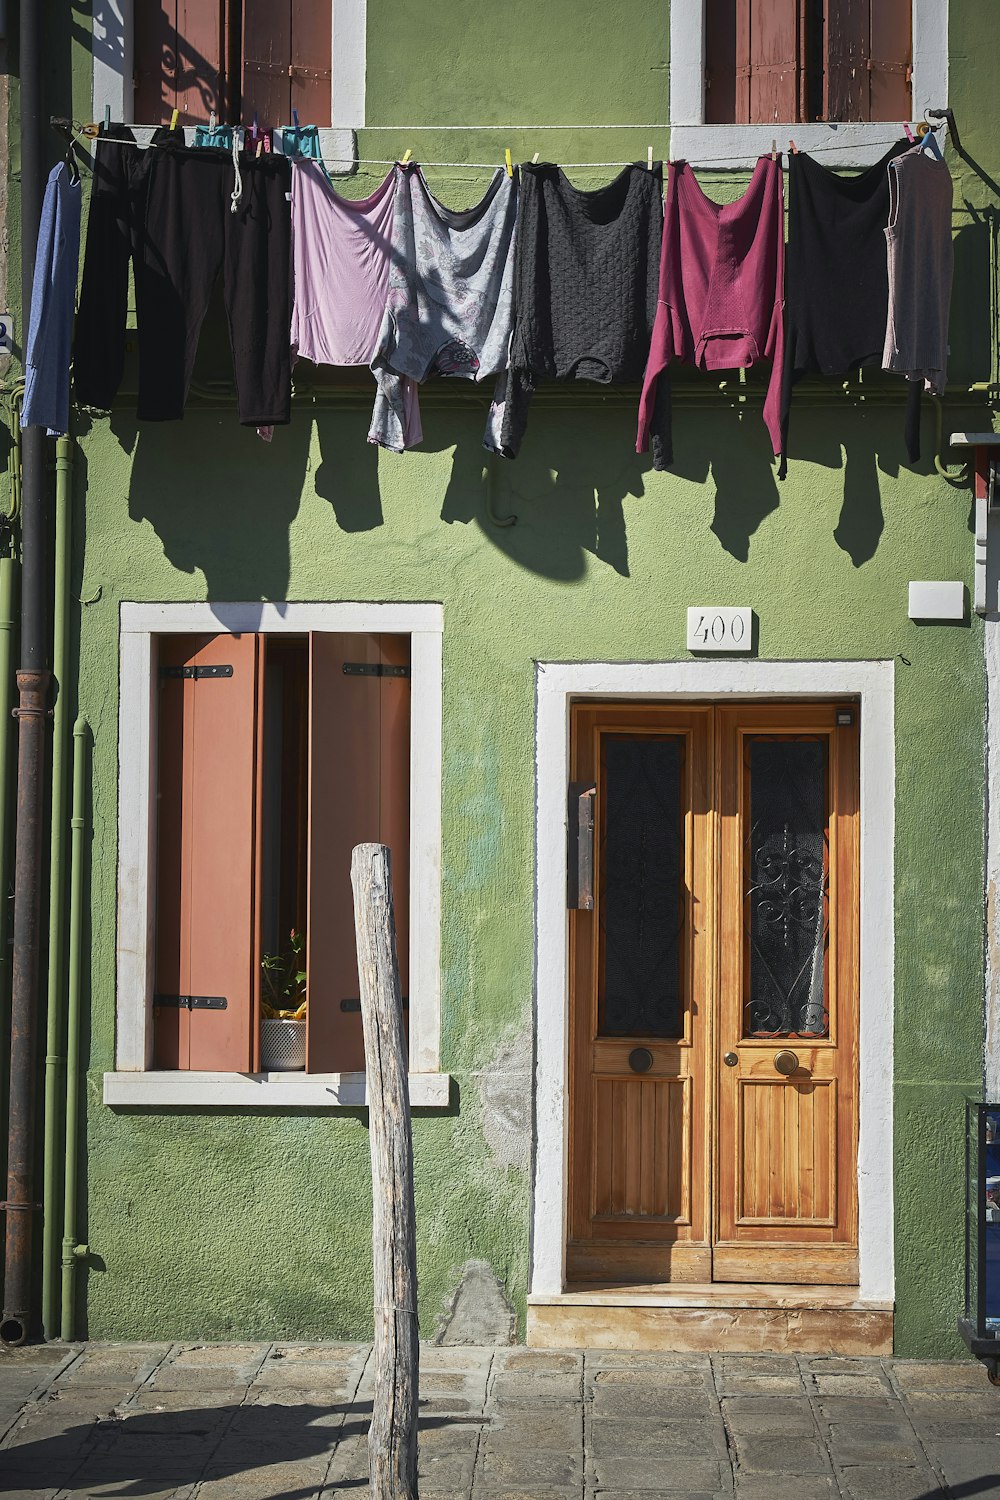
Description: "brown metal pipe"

(1, 668), (51, 1347)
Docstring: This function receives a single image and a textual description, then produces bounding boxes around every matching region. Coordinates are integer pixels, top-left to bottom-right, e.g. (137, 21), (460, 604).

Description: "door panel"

(715, 704), (859, 1284)
(567, 700), (859, 1289)
(568, 704), (713, 1284)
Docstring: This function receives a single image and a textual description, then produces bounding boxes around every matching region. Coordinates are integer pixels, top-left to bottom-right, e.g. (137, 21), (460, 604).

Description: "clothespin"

(103, 104), (111, 132)
(504, 147), (513, 178)
(292, 109), (300, 130)
(771, 138), (777, 161)
(255, 137), (264, 158)
(209, 110), (217, 131)
(903, 121), (916, 143)
(531, 151), (539, 164)
(170, 107), (179, 131)
(400, 148), (412, 165)
(788, 138), (798, 154)
(252, 112), (259, 143)
(647, 145), (653, 170)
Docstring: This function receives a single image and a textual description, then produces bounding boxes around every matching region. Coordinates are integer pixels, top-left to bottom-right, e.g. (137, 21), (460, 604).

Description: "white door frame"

(531, 659), (895, 1304)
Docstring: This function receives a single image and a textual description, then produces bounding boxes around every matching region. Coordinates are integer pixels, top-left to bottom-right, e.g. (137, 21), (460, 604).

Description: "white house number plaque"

(686, 606), (753, 653)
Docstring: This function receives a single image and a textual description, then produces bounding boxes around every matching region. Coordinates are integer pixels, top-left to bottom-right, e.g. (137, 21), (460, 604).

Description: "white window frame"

(91, 0), (364, 155)
(670, 0), (948, 168)
(530, 659), (895, 1306)
(104, 601), (447, 1109)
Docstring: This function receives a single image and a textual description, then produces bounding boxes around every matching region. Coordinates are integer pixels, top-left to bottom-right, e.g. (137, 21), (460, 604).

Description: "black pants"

(74, 124), (182, 409)
(138, 148), (292, 426)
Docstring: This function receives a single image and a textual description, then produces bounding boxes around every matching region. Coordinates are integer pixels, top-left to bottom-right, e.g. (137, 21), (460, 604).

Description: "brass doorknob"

(774, 1049), (799, 1076)
(723, 1052), (738, 1067)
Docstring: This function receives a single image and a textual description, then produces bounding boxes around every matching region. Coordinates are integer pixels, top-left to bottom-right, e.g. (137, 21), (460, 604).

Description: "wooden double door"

(568, 701), (860, 1287)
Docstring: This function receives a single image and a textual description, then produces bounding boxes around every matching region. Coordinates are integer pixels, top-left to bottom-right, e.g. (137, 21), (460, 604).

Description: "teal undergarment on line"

(282, 125), (322, 159)
(193, 125), (234, 149)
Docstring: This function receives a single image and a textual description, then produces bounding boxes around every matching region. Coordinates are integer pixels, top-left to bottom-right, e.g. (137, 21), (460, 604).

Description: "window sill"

(669, 122), (919, 170)
(103, 1070), (452, 1109)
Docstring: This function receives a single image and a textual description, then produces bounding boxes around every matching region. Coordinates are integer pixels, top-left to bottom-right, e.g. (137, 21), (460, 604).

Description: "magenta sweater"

(636, 155), (785, 467)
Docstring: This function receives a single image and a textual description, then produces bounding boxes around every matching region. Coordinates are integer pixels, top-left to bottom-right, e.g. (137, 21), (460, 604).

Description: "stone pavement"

(1, 1343), (999, 1499)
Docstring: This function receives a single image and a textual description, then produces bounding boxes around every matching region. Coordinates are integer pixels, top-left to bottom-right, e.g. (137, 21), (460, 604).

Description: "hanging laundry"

(74, 123), (183, 410)
(193, 124), (234, 149)
(882, 144), (954, 460)
(282, 124), (323, 160)
(490, 161), (664, 460)
(22, 160), (82, 436)
(779, 139), (910, 475)
(368, 162), (518, 453)
(637, 156), (784, 469)
(291, 161), (420, 443)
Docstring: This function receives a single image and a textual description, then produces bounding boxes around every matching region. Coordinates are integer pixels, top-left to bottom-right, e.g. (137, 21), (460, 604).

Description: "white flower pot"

(260, 1017), (306, 1071)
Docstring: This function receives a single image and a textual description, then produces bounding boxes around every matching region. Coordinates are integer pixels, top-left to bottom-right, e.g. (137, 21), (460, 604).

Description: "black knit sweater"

(492, 162), (665, 458)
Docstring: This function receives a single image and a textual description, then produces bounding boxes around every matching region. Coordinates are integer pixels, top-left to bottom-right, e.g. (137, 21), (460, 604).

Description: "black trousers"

(138, 148), (292, 426)
(74, 124), (182, 410)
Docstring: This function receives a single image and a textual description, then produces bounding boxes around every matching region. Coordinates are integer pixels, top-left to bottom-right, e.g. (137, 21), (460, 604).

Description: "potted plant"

(259, 930), (307, 1071)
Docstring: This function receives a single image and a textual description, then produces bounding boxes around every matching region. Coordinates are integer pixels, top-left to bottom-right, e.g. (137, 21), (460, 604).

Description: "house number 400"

(686, 606), (754, 653)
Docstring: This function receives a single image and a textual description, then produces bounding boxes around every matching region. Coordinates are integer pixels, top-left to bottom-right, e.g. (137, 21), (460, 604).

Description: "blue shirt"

(22, 162), (82, 436)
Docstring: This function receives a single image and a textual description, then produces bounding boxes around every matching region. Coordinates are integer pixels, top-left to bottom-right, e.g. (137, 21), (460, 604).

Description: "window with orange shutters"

(704, 0), (912, 125)
(152, 631), (411, 1074)
(134, 1), (333, 127)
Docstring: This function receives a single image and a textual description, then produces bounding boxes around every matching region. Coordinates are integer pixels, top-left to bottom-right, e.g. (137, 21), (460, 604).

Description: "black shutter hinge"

(154, 995), (228, 1010)
(342, 663), (411, 679)
(159, 664), (234, 680)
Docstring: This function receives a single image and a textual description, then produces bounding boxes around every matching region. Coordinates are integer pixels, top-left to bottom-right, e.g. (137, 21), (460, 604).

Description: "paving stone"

(809, 1373), (890, 1397)
(592, 1384), (717, 1420)
(420, 1344), (493, 1373)
(721, 1395), (815, 1435)
(803, 1358), (884, 1375)
(1, 1344), (74, 1368)
(840, 1465), (945, 1500)
(489, 1372), (583, 1403)
(478, 1439), (583, 1486)
(828, 1424), (924, 1465)
(195, 1459), (328, 1498)
(55, 1345), (170, 1387)
(591, 1493), (724, 1500)
(148, 1368), (256, 1393)
(590, 1374), (716, 1392)
(482, 1408), (581, 1450)
(418, 1444), (478, 1488)
(499, 1350), (582, 1374)
(911, 1417), (1000, 1443)
(254, 1346), (367, 1389)
(891, 1360), (992, 1392)
(733, 1435), (830, 1474)
(590, 1455), (726, 1491)
(718, 1356), (800, 1376)
(714, 1374), (804, 1396)
(472, 1490), (579, 1500)
(813, 1396), (903, 1422)
(587, 1351), (712, 1371)
(734, 1478), (837, 1499)
(920, 1441), (1000, 1493)
(590, 1418), (728, 1460)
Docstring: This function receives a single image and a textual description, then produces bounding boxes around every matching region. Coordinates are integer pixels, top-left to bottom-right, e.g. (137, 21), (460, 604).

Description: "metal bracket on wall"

(567, 782), (596, 910)
(950, 433), (1000, 615)
(159, 665), (233, 680)
(342, 663), (411, 678)
(153, 995), (228, 1010)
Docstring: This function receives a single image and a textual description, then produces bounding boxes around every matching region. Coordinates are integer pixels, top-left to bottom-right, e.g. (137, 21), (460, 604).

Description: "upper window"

(704, 0), (912, 125)
(133, 2), (332, 126)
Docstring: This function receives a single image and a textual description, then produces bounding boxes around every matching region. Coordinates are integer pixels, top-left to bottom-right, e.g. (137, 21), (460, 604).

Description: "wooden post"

(351, 842), (419, 1500)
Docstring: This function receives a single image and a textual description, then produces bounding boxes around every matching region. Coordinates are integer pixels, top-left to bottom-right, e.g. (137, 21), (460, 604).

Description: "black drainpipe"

(2, 0), (51, 1347)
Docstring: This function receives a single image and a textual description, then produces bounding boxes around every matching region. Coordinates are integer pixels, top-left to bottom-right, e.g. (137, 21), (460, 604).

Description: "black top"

(779, 140), (910, 470)
(493, 161), (664, 458)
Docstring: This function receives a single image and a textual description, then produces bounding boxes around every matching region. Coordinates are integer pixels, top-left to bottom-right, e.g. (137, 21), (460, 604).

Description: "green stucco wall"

(21, 0), (1000, 1355)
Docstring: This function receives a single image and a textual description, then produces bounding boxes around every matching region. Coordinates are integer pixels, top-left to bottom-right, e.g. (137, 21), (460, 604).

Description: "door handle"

(723, 1052), (738, 1067)
(773, 1048), (799, 1076)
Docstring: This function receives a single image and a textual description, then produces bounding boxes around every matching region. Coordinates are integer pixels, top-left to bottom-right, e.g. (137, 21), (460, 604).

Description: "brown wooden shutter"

(291, 0), (333, 127)
(134, 2), (230, 126)
(868, 0), (912, 122)
(306, 634), (411, 1075)
(242, 0), (292, 127)
(747, 0), (802, 124)
(705, 0), (739, 124)
(154, 633), (263, 1071)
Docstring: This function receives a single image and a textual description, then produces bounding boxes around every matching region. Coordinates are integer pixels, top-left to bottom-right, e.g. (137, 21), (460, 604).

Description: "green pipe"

(0, 395), (21, 1275)
(42, 436), (73, 1340)
(61, 718), (89, 1344)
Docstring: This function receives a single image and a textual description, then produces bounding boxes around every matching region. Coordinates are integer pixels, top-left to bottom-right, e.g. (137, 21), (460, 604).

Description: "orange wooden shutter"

(291, 0), (333, 126)
(306, 634), (411, 1074)
(868, 0), (912, 122)
(134, 2), (230, 126)
(154, 633), (263, 1071)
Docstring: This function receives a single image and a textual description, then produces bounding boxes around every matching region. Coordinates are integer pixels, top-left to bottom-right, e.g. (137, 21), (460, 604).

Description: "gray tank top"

(882, 146), (954, 392)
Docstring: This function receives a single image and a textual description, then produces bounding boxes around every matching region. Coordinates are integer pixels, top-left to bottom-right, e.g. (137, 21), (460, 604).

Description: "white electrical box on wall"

(907, 581), (966, 622)
(686, 606), (754, 652)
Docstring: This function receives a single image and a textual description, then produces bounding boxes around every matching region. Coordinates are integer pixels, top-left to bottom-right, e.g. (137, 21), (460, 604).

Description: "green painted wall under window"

(28, 0), (999, 1354)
